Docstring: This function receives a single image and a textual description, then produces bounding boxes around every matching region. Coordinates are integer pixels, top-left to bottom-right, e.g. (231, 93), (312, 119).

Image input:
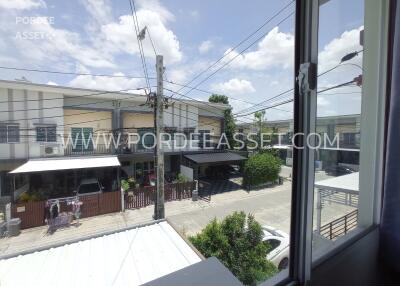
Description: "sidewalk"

(0, 181), (354, 257)
(0, 184), (282, 257)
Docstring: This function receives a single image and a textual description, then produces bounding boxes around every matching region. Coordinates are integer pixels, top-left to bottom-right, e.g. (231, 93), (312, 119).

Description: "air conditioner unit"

(40, 144), (62, 157)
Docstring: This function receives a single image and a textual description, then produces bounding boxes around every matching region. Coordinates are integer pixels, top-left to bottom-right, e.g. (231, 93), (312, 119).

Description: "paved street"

(0, 178), (354, 256)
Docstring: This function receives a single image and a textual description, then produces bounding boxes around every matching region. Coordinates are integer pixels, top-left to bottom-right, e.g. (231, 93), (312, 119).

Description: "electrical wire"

(128, 0), (151, 93)
(172, 11), (295, 100)
(235, 79), (358, 118)
(168, 0), (295, 99)
(0, 66), (150, 79)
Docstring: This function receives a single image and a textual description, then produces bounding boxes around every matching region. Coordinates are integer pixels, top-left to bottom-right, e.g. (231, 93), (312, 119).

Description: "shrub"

(127, 177), (137, 188)
(243, 153), (281, 187)
(18, 191), (45, 202)
(176, 173), (189, 183)
(121, 179), (130, 192)
(189, 212), (278, 285)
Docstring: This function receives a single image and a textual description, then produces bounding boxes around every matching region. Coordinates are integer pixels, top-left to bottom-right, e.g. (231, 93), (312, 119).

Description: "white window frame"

(260, 1), (389, 285)
(36, 125), (57, 143)
(0, 124), (20, 143)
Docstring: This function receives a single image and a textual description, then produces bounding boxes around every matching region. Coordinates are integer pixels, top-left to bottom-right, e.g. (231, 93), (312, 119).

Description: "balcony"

(62, 141), (222, 156)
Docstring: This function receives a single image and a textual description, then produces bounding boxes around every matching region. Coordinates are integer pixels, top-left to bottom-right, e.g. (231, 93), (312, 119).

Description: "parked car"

(263, 225), (290, 270)
(324, 165), (355, 176)
(75, 178), (104, 196)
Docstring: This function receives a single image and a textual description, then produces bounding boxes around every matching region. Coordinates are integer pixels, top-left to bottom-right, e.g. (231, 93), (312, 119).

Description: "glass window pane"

(36, 127), (46, 142)
(47, 126), (57, 142)
(312, 0), (367, 260)
(0, 125), (7, 143)
(7, 125), (19, 143)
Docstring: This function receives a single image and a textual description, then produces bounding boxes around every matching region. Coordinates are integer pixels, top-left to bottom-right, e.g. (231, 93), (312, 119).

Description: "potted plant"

(128, 177), (137, 189)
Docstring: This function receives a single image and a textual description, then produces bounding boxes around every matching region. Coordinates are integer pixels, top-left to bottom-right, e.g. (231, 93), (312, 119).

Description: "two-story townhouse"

(236, 114), (361, 168)
(0, 80), (230, 202)
(0, 80), (65, 203)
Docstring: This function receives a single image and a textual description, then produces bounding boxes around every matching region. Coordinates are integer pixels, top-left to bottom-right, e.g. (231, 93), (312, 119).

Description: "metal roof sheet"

(9, 156), (120, 174)
(315, 172), (359, 194)
(184, 152), (247, 164)
(0, 221), (201, 286)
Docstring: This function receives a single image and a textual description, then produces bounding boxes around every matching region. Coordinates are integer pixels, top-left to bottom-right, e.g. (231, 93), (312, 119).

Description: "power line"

(173, 11), (295, 101)
(128, 0), (151, 92)
(317, 80), (358, 94)
(162, 79), (294, 114)
(0, 86), (150, 104)
(168, 0), (295, 99)
(0, 87), (150, 111)
(234, 53), (364, 116)
(0, 66), (150, 79)
(235, 80), (358, 118)
(168, 91), (251, 127)
(11, 99), (148, 125)
(13, 97), (228, 139)
(146, 27), (158, 57)
(233, 87), (294, 116)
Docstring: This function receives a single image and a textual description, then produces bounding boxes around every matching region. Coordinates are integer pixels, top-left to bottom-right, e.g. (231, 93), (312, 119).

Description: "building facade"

(0, 80), (228, 199)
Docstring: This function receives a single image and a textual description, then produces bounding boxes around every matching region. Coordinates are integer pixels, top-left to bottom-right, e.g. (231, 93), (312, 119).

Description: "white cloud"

(198, 40), (213, 54)
(212, 78), (256, 95)
(316, 26), (363, 117)
(101, 8), (182, 64)
(318, 26), (363, 73)
(80, 0), (112, 25)
(46, 81), (58, 86)
(136, 0), (175, 22)
(223, 27), (294, 71)
(69, 63), (145, 92)
(8, 17), (115, 68)
(0, 0), (46, 10)
(69, 72), (145, 93)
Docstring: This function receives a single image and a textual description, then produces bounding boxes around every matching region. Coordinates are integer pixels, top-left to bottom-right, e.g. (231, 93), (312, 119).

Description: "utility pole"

(154, 55), (165, 219)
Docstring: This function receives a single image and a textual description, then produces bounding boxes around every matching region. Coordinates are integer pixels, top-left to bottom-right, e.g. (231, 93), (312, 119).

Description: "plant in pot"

(128, 177), (137, 189)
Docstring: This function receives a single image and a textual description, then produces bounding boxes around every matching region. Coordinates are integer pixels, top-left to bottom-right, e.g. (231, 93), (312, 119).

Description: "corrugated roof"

(0, 221), (201, 286)
(9, 156), (120, 174)
(315, 172), (359, 194)
(184, 152), (247, 164)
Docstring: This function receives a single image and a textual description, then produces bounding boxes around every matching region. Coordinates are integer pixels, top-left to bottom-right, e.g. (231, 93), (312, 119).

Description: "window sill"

(312, 224), (378, 268)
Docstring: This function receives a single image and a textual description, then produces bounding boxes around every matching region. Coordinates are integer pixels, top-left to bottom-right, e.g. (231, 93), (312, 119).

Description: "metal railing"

(320, 209), (358, 240)
(64, 144), (112, 156)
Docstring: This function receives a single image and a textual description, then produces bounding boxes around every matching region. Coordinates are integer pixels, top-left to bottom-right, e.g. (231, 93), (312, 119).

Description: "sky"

(0, 0), (364, 122)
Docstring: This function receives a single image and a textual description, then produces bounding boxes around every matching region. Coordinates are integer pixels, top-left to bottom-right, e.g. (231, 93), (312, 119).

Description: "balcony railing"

(319, 209), (358, 240)
(64, 144), (111, 156)
(63, 141), (221, 156)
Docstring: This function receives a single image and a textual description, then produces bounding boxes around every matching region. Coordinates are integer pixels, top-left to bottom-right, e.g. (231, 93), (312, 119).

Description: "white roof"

(9, 156), (120, 174)
(315, 172), (359, 194)
(272, 145), (291, 150)
(0, 221), (201, 286)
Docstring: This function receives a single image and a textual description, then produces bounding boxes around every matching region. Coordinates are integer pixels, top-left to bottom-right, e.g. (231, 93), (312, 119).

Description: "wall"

(198, 116), (221, 136)
(122, 112), (154, 129)
(63, 109), (112, 146)
(0, 87), (64, 160)
(165, 103), (198, 129)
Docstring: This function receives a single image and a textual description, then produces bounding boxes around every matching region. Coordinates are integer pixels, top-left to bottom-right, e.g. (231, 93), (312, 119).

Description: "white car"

(76, 178), (104, 196)
(263, 225), (290, 270)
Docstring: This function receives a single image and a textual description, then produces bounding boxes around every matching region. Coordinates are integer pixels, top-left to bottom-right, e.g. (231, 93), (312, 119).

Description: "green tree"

(209, 94), (236, 148)
(189, 212), (278, 285)
(242, 152), (282, 187)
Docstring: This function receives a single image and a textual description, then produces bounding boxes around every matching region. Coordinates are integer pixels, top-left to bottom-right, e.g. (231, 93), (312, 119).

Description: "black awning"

(184, 152), (247, 165)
